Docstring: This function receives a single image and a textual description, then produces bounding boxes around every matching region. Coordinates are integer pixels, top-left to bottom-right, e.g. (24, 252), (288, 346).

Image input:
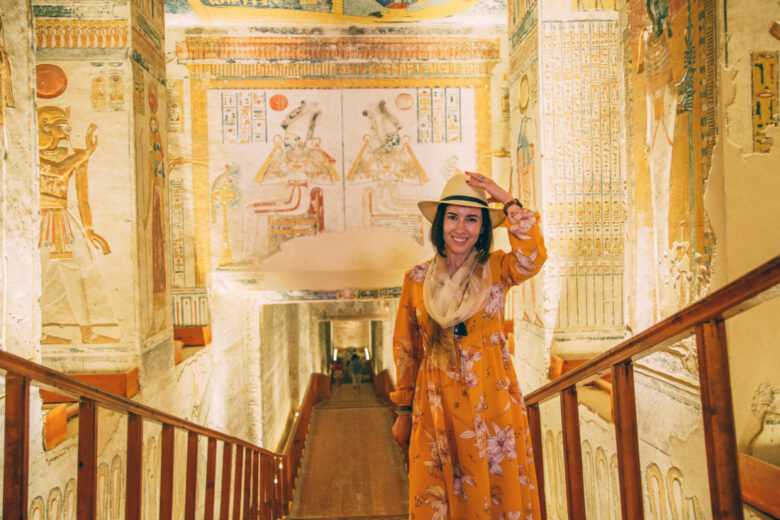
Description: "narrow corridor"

(289, 381), (409, 520)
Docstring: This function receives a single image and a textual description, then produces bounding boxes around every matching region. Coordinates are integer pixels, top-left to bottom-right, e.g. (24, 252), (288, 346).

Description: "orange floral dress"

(391, 207), (547, 520)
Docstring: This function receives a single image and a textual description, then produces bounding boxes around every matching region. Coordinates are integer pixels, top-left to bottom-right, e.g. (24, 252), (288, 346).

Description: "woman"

(391, 172), (546, 519)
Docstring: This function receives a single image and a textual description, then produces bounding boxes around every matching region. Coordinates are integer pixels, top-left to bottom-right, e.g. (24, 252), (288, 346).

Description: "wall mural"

(136, 72), (171, 339)
(174, 35), (498, 286)
(509, 3), (545, 328)
(626, 0), (717, 326)
(167, 0), (484, 23)
(204, 87), (480, 264)
(38, 98), (120, 344)
(541, 20), (625, 331)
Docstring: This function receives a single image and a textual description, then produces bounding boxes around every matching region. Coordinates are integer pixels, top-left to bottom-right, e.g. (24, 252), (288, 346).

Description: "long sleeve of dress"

(389, 269), (426, 407)
(497, 205), (548, 287)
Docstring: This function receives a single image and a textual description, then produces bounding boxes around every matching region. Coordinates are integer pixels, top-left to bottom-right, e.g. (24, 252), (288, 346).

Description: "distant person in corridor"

(391, 172), (547, 519)
(350, 353), (362, 392)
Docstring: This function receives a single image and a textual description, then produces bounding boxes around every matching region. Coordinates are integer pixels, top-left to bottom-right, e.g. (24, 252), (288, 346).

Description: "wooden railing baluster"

(253, 451), (260, 519)
(233, 445), (245, 520)
(527, 403), (547, 520)
(611, 361), (644, 520)
(275, 456), (283, 519)
(560, 386), (586, 520)
(159, 423), (175, 520)
(205, 437), (218, 520)
(185, 430), (199, 520)
(220, 442), (234, 520)
(126, 413), (144, 520)
(3, 374), (30, 520)
(243, 446), (252, 519)
(696, 319), (744, 520)
(77, 399), (98, 520)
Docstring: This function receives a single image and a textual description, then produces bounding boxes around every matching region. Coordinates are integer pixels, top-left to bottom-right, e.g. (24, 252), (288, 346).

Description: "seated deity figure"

(38, 105), (119, 344)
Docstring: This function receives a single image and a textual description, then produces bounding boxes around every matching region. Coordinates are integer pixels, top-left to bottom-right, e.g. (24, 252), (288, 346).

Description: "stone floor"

(288, 381), (409, 520)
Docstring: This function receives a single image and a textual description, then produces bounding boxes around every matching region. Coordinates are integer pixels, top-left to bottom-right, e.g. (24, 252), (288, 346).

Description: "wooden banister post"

(527, 403), (548, 519)
(3, 374), (30, 520)
(185, 431), (199, 520)
(243, 447), (252, 518)
(611, 362), (644, 520)
(77, 399), (98, 520)
(159, 424), (175, 520)
(220, 442), (234, 520)
(233, 445), (244, 520)
(205, 437), (217, 520)
(560, 386), (586, 520)
(252, 451), (260, 519)
(696, 320), (744, 520)
(126, 414), (144, 520)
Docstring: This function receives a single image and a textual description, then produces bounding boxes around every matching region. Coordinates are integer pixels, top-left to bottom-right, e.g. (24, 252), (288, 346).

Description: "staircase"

(288, 384), (408, 520)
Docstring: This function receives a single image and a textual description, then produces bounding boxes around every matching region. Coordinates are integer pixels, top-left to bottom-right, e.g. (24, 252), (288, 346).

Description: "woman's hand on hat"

(465, 171), (512, 204)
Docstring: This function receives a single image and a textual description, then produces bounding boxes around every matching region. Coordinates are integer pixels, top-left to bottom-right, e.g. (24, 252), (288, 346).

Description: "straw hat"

(418, 174), (506, 228)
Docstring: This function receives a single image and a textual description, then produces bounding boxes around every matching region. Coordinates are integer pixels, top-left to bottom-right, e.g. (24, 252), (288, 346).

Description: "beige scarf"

(422, 250), (491, 369)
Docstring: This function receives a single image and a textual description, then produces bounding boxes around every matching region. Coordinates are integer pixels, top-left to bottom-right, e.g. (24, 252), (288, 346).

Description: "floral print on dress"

(453, 464), (477, 502)
(415, 486), (449, 520)
(484, 282), (505, 317)
(390, 211), (547, 519)
(487, 423), (517, 476)
(515, 248), (540, 276)
(409, 261), (430, 282)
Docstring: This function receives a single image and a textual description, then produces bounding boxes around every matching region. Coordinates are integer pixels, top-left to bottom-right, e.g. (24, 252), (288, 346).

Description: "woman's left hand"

(465, 171), (512, 205)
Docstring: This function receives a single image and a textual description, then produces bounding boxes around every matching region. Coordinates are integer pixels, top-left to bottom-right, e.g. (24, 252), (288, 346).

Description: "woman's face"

(442, 204), (483, 259)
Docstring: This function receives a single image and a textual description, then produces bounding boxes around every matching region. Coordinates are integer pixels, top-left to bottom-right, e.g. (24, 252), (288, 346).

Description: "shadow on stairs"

(288, 384), (409, 520)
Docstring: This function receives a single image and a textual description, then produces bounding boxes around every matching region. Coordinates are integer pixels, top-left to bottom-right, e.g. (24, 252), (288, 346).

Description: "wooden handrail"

(526, 254), (780, 405)
(1, 346), (329, 519)
(524, 254), (780, 520)
(739, 454), (780, 518)
(0, 348), (277, 455)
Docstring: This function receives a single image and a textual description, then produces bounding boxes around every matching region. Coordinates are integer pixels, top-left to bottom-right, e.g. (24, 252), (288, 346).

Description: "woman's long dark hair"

(429, 204), (492, 264)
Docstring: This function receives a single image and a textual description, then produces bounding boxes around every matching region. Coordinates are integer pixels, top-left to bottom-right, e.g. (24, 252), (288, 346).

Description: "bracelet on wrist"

(395, 405), (412, 415)
(502, 198), (523, 215)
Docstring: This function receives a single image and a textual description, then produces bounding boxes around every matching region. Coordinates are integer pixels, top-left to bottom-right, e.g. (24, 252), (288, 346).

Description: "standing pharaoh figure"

(642, 0), (676, 317)
(38, 105), (119, 344)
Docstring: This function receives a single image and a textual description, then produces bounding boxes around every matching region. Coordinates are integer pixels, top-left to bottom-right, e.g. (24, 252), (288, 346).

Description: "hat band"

(441, 195), (488, 207)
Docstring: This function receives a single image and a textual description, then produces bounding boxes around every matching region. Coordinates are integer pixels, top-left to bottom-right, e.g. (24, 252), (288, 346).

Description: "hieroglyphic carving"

(177, 36), (500, 62)
(541, 21), (624, 330)
(416, 88), (462, 143)
(221, 90), (267, 144)
(35, 20), (128, 49)
(167, 79), (183, 133)
(170, 177), (185, 286)
(751, 51), (779, 153)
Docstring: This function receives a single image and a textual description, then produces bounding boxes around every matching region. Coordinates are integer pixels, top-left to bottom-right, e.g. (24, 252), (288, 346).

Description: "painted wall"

(710, 0), (780, 477)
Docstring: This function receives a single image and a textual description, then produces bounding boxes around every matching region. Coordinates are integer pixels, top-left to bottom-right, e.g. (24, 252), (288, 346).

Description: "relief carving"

(38, 105), (119, 344)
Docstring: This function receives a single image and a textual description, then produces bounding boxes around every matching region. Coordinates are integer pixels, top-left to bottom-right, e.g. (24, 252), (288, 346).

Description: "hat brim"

(418, 200), (506, 228)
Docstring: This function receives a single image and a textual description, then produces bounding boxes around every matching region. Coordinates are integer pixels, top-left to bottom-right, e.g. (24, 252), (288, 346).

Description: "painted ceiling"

(165, 0), (504, 24)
